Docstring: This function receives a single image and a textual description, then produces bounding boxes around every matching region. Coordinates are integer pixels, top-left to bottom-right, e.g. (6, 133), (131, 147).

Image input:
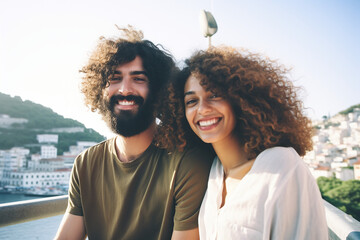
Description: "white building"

(1, 169), (71, 188)
(28, 158), (64, 171)
(0, 148), (29, 171)
(64, 141), (98, 156)
(354, 159), (360, 180)
(37, 134), (58, 144)
(335, 168), (354, 181)
(0, 114), (28, 128)
(41, 145), (57, 159)
(50, 127), (84, 133)
(310, 166), (332, 179)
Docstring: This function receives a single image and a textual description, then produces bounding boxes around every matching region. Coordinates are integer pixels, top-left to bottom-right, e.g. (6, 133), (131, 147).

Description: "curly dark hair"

(80, 25), (176, 120)
(157, 46), (313, 157)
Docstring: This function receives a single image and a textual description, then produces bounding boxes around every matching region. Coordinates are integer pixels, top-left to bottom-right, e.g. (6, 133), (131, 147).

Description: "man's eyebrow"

(113, 70), (148, 76)
(184, 91), (195, 97)
(130, 71), (148, 76)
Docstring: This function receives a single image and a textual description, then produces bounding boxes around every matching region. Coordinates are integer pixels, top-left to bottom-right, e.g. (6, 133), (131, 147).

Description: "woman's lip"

(197, 117), (221, 130)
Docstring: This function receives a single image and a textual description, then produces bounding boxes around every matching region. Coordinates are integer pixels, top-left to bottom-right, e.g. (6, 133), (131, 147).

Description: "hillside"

(0, 92), (106, 154)
(339, 104), (360, 115)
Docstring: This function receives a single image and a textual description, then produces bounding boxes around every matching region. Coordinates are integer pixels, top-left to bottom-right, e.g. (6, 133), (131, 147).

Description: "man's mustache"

(109, 94), (145, 108)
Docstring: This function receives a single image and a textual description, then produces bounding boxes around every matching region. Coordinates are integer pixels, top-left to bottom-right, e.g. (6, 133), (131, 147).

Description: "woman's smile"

(184, 74), (236, 144)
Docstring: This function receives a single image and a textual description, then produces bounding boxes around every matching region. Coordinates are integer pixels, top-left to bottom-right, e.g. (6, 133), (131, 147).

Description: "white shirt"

(199, 147), (328, 240)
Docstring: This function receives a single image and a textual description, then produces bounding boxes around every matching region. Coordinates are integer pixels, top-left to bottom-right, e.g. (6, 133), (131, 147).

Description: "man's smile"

(110, 94), (144, 112)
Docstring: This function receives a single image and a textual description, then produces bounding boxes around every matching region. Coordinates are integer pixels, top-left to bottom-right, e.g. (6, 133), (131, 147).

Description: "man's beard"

(105, 94), (155, 137)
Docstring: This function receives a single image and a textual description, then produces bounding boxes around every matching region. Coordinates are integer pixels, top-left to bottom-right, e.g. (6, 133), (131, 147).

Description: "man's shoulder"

(168, 144), (214, 170)
(74, 138), (115, 165)
(87, 138), (113, 152)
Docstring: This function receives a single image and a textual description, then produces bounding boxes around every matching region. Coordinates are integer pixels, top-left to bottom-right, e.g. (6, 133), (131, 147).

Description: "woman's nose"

(198, 99), (212, 115)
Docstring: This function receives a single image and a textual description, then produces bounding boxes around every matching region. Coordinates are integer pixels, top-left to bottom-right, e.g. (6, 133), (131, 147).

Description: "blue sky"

(1, 0), (359, 137)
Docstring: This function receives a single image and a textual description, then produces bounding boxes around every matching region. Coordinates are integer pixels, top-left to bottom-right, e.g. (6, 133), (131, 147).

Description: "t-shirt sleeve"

(66, 154), (83, 216)
(173, 145), (213, 231)
(269, 157), (328, 239)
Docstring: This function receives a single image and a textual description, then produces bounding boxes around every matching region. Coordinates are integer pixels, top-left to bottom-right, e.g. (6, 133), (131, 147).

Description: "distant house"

(36, 134), (58, 144)
(335, 168), (354, 181)
(354, 159), (360, 180)
(0, 114), (28, 128)
(1, 169), (71, 189)
(310, 165), (332, 179)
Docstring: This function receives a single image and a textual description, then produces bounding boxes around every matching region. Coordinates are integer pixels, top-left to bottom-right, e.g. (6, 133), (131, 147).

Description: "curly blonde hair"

(80, 25), (176, 119)
(157, 46), (313, 157)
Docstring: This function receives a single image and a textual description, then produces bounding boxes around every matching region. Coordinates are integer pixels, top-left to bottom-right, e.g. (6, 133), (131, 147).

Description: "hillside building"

(1, 169), (71, 189)
(36, 134), (58, 144)
(0, 114), (28, 128)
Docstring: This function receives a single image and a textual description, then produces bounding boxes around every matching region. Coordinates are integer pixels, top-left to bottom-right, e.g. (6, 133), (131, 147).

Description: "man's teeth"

(118, 100), (135, 106)
(199, 118), (218, 127)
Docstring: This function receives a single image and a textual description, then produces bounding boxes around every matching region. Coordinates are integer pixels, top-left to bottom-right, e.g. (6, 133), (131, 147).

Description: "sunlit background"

(1, 0), (359, 138)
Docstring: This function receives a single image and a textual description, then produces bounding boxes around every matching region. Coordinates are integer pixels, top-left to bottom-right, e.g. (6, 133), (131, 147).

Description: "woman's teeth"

(199, 118), (218, 127)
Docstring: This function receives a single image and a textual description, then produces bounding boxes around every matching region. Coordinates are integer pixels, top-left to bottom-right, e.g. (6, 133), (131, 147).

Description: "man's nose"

(118, 78), (133, 95)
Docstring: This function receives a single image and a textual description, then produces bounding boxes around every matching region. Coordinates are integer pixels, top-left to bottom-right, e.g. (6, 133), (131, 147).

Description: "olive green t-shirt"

(66, 137), (213, 240)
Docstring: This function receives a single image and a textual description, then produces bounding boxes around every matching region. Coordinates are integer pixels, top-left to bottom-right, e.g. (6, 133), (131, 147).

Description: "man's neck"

(115, 123), (155, 163)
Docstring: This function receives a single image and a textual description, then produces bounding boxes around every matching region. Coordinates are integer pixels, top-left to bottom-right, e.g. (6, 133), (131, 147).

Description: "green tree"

(317, 177), (360, 221)
(317, 176), (342, 194)
(0, 92), (105, 151)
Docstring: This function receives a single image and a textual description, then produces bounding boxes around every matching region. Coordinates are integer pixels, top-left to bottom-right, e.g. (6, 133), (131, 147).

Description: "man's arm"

(54, 213), (86, 240)
(172, 146), (213, 240)
(172, 228), (199, 240)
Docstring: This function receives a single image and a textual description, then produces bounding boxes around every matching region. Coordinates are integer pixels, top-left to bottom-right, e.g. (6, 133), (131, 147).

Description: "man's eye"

(210, 94), (219, 99)
(109, 77), (121, 82)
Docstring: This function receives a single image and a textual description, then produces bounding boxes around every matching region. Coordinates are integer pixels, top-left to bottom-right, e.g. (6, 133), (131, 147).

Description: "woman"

(158, 46), (328, 239)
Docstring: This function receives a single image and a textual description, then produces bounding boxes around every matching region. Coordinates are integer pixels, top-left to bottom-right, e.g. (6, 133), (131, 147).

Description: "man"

(54, 26), (213, 240)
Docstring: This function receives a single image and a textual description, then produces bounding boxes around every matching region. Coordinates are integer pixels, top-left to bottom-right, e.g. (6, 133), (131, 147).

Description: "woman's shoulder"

(252, 146), (302, 175)
(257, 146), (300, 163)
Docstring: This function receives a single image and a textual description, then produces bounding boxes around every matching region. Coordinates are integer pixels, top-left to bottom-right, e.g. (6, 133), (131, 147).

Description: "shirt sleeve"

(66, 154), (83, 216)
(269, 160), (328, 240)
(173, 145), (214, 231)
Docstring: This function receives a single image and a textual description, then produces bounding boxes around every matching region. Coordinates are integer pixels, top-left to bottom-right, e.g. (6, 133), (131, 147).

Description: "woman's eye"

(210, 94), (219, 99)
(185, 99), (197, 105)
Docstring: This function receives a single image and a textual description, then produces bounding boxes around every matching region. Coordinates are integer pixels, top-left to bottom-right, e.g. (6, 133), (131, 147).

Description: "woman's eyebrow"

(184, 91), (195, 96)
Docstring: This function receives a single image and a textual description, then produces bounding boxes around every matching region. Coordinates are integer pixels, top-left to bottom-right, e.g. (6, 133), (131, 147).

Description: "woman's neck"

(212, 133), (249, 176)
